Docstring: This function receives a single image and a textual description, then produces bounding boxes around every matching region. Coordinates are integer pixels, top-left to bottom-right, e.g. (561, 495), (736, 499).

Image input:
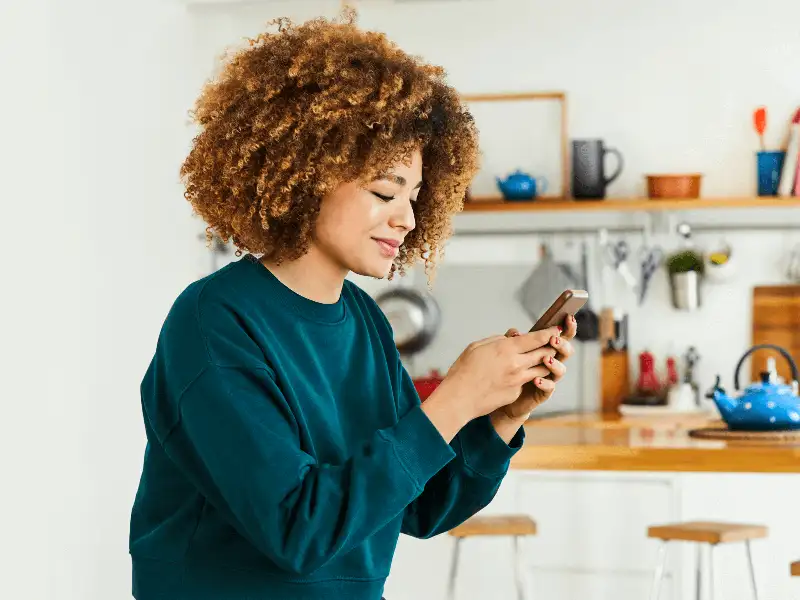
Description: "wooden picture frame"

(460, 91), (569, 203)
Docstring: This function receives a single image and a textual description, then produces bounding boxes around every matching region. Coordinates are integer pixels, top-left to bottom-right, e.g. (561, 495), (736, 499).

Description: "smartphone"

(529, 289), (589, 332)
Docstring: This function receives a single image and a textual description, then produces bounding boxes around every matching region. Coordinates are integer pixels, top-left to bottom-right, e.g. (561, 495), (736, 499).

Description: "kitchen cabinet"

(386, 413), (800, 600)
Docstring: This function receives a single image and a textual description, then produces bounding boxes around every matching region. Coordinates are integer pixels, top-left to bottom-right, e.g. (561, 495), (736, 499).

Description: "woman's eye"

(371, 191), (395, 202)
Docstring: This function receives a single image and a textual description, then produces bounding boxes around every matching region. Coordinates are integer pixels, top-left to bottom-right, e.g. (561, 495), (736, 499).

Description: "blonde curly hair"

(180, 8), (480, 280)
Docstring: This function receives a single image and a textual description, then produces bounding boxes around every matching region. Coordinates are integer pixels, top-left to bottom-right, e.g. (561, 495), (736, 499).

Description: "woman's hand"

(421, 326), (563, 442)
(493, 314), (577, 421)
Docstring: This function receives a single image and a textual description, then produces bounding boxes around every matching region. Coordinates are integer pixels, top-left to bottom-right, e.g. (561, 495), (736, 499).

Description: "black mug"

(571, 139), (624, 199)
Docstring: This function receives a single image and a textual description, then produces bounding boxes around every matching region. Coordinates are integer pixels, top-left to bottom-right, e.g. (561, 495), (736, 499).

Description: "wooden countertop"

(511, 412), (800, 473)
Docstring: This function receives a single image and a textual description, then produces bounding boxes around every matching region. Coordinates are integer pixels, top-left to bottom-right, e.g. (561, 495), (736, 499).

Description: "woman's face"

(314, 148), (422, 279)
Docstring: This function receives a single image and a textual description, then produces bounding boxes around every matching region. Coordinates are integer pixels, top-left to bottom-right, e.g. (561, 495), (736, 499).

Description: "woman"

(129, 10), (576, 600)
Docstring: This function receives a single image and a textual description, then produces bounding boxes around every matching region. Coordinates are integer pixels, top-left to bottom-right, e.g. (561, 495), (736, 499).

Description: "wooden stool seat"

(447, 515), (537, 600)
(647, 521), (768, 545)
(792, 560), (800, 576)
(448, 515), (537, 538)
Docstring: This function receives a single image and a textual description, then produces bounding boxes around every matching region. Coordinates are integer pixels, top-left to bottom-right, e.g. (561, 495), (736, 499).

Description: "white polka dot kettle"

(706, 344), (800, 431)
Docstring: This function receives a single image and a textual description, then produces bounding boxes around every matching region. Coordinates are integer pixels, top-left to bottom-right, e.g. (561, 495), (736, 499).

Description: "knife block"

(600, 349), (629, 414)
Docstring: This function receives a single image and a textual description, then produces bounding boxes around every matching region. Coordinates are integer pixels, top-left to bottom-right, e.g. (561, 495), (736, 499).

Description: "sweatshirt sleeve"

(160, 364), (456, 575)
(400, 365), (525, 539)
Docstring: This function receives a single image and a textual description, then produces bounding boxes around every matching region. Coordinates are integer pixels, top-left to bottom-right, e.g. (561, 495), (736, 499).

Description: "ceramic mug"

(756, 150), (786, 196)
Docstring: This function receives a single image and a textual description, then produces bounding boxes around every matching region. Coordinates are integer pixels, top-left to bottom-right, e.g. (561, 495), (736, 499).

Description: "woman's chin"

(350, 260), (394, 280)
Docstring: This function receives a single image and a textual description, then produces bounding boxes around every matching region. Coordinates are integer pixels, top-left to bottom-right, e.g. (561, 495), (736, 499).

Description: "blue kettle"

(496, 169), (548, 201)
(705, 344), (800, 431)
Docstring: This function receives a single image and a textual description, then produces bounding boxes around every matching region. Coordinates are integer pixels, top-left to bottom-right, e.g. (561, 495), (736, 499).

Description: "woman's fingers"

(543, 355), (567, 382)
(532, 375), (556, 393)
(562, 314), (577, 340)
(514, 365), (549, 385)
(549, 333), (574, 362)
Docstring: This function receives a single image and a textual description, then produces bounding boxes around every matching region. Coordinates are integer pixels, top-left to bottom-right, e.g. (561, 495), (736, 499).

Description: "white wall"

(4, 1), (204, 598)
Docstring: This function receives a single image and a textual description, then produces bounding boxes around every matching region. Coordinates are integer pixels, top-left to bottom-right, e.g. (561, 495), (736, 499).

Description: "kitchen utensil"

(601, 238), (637, 289)
(706, 343), (800, 431)
(516, 243), (579, 322)
(637, 244), (663, 305)
(599, 307), (627, 351)
(753, 106), (767, 151)
(646, 173), (702, 199)
(574, 241), (599, 341)
(636, 350), (662, 396)
(684, 346), (701, 406)
(496, 169), (548, 201)
(571, 139), (624, 199)
(756, 150), (786, 196)
(374, 284), (441, 358)
(751, 285), (800, 384)
(778, 107), (800, 197)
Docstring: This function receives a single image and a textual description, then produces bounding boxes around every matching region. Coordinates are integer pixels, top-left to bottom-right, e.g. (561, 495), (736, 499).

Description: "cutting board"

(751, 285), (800, 383)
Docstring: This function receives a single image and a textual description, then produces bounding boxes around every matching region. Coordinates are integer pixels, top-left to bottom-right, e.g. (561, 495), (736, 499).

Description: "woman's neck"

(259, 247), (347, 305)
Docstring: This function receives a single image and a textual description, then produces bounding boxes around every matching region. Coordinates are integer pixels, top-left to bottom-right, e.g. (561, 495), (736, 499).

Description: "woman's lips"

(373, 238), (400, 258)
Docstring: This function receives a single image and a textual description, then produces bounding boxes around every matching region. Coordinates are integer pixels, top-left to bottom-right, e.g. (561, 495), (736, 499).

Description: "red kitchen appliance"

(413, 369), (444, 401)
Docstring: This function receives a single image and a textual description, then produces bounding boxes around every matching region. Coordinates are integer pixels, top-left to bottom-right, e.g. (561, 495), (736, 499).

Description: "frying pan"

(374, 285), (441, 356)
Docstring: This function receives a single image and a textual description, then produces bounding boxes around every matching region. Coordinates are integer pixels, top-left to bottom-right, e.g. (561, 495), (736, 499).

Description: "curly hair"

(180, 8), (480, 280)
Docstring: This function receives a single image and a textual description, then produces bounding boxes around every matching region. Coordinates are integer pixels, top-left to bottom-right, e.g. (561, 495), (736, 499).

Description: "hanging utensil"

(753, 106), (767, 151)
(575, 241), (599, 341)
(601, 237), (637, 289)
(517, 242), (578, 322)
(375, 279), (441, 376)
(637, 244), (663, 305)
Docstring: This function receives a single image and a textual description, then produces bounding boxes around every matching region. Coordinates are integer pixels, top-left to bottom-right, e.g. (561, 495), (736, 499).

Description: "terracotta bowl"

(646, 173), (702, 199)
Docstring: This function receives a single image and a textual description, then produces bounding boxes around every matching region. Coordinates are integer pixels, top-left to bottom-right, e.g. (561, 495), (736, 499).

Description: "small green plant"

(666, 249), (705, 275)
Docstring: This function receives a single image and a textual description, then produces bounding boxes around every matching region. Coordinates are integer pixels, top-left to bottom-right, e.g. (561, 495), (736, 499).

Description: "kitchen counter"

(511, 411), (800, 473)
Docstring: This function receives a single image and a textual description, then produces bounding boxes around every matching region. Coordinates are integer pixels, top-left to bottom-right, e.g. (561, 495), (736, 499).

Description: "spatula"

(753, 106), (767, 151)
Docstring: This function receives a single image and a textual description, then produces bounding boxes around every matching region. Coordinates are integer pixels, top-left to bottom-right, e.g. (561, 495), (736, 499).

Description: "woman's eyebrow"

(377, 174), (422, 189)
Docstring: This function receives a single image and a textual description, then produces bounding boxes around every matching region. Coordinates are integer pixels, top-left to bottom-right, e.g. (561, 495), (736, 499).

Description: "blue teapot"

(705, 344), (800, 431)
(496, 169), (548, 201)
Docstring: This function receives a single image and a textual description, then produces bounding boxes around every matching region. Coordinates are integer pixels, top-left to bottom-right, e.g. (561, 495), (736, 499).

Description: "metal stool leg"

(513, 535), (526, 600)
(695, 543), (702, 600)
(649, 541), (669, 600)
(745, 540), (759, 600)
(446, 538), (462, 600)
(708, 545), (715, 600)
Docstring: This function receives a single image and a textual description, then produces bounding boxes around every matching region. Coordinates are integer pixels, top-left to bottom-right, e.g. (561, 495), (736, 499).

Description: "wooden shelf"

(461, 196), (800, 213)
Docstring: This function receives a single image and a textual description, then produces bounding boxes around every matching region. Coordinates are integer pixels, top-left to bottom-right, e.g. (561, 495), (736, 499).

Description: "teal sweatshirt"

(129, 254), (525, 599)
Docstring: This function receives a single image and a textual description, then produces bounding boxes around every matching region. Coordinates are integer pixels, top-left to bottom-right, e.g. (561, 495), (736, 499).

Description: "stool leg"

(513, 535), (526, 600)
(649, 541), (668, 600)
(446, 538), (462, 600)
(708, 545), (715, 600)
(745, 540), (759, 600)
(695, 543), (702, 600)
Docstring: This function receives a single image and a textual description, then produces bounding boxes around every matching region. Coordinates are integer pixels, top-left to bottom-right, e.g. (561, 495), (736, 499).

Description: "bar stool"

(792, 560), (800, 576)
(446, 514), (537, 600)
(647, 520), (768, 600)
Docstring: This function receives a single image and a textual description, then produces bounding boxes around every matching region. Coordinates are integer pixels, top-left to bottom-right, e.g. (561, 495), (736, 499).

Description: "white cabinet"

(388, 471), (800, 600)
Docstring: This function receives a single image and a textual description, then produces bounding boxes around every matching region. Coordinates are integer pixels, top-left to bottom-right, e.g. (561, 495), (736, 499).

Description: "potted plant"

(666, 248), (704, 310)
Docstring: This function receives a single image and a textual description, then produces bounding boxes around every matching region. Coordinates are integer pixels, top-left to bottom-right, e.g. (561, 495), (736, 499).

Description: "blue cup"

(757, 150), (786, 196)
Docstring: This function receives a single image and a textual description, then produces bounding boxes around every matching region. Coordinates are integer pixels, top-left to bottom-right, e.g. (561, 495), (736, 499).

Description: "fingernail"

(570, 315), (576, 323)
(511, 331), (521, 337)
(535, 378), (542, 385)
(556, 326), (562, 334)
(554, 337), (560, 345)
(548, 356), (554, 364)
